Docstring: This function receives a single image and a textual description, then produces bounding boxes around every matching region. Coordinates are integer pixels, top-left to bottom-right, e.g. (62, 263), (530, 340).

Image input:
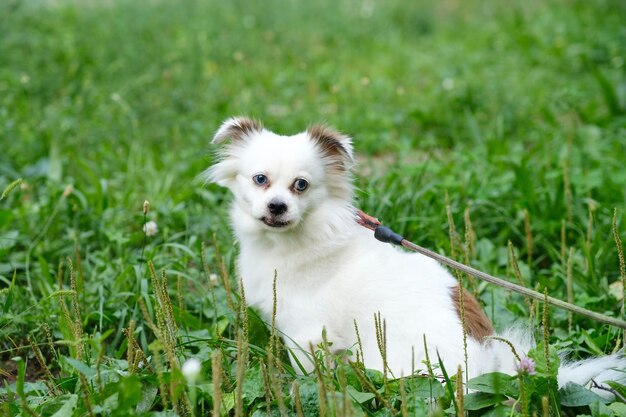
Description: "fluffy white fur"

(206, 117), (625, 389)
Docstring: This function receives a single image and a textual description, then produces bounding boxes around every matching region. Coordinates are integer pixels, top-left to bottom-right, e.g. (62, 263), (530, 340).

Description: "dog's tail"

(483, 327), (625, 394)
(558, 354), (626, 389)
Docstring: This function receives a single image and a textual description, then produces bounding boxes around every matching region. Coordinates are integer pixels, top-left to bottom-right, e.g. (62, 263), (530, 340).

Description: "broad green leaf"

(117, 376), (143, 410)
(296, 379), (321, 416)
(609, 402), (626, 416)
(482, 404), (515, 417)
(373, 409), (394, 417)
(242, 364), (266, 406)
(341, 364), (362, 391)
(345, 385), (375, 404)
(137, 385), (158, 413)
(581, 329), (606, 356)
(589, 400), (615, 417)
(467, 372), (519, 397)
(221, 392), (235, 414)
(406, 395), (430, 415)
(463, 392), (507, 411)
(406, 376), (445, 399)
(364, 368), (384, 388)
(559, 382), (607, 407)
(50, 394), (78, 417)
(247, 307), (270, 348)
(64, 356), (97, 378)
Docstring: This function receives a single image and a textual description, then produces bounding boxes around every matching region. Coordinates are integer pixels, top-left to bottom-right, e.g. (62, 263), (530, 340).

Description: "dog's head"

(205, 117), (354, 232)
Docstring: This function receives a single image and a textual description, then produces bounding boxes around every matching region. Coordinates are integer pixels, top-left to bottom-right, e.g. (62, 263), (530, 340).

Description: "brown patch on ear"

(212, 117), (264, 144)
(451, 285), (494, 342)
(307, 124), (352, 170)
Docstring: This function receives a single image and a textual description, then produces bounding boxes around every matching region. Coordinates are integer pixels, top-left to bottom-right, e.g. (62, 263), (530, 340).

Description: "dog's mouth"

(261, 217), (292, 228)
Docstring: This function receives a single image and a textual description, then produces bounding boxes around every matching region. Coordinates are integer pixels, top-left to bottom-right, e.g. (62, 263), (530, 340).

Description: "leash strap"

(355, 209), (626, 330)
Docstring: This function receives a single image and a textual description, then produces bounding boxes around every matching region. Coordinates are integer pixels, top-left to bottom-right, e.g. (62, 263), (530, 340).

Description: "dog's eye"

(253, 174), (268, 186)
(293, 178), (309, 192)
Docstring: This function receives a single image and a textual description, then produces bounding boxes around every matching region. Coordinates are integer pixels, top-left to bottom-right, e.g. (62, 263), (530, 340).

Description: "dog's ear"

(307, 124), (354, 171)
(202, 158), (238, 188)
(204, 117), (263, 187)
(212, 116), (264, 144)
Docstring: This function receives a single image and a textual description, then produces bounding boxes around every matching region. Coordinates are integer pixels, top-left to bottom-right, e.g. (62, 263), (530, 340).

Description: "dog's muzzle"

(261, 217), (291, 228)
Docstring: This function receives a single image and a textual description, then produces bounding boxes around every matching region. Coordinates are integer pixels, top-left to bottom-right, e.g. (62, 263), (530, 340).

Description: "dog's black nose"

(268, 199), (288, 215)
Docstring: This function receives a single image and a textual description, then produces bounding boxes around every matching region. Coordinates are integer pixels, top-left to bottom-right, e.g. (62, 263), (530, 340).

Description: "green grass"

(1, 0), (626, 415)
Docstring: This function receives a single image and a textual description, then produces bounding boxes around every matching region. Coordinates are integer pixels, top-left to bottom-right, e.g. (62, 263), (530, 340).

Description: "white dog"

(206, 116), (624, 388)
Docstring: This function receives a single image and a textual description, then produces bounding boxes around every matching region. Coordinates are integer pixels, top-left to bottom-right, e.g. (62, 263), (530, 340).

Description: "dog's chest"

(238, 246), (344, 322)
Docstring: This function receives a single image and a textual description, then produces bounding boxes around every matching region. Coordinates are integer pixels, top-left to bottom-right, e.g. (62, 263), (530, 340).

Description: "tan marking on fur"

(451, 285), (494, 341)
(236, 118), (263, 135)
(306, 124), (351, 171)
(218, 117), (263, 143)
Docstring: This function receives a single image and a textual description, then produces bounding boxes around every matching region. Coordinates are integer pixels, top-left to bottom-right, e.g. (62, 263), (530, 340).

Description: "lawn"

(1, 0), (626, 415)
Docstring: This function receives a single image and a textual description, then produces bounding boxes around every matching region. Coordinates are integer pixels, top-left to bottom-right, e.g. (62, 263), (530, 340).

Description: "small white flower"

(442, 78), (455, 91)
(209, 273), (219, 284)
(143, 220), (158, 237)
(182, 358), (202, 384)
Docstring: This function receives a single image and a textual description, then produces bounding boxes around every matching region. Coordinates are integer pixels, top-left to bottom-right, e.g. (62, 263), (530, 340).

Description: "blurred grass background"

(1, 0), (626, 414)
